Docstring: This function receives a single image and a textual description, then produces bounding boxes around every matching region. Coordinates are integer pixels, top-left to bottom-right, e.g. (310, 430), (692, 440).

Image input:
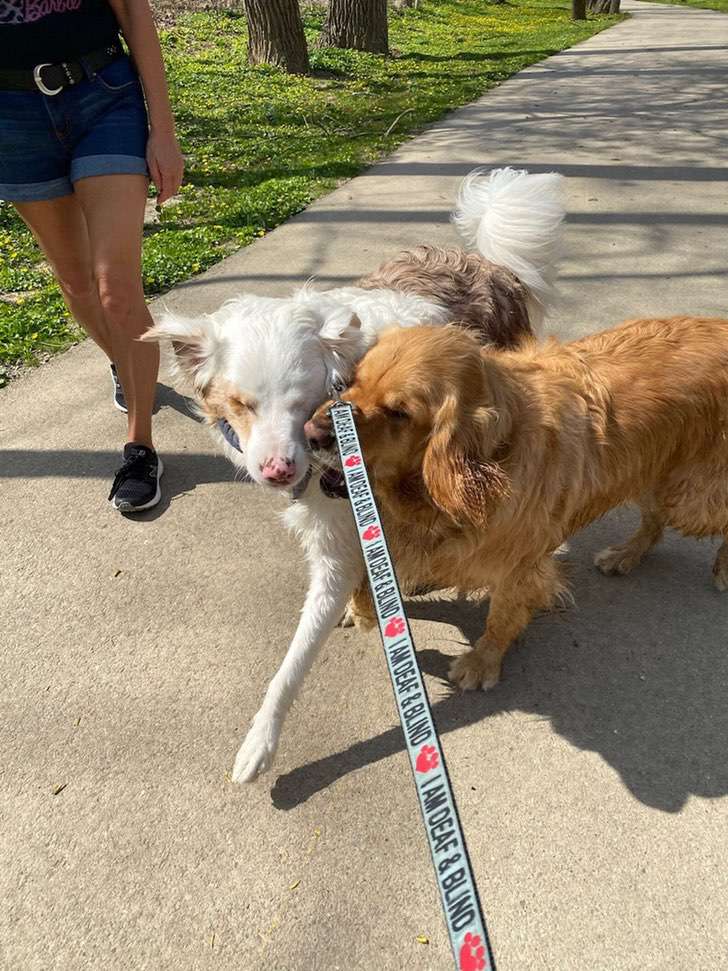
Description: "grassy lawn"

(0, 0), (621, 386)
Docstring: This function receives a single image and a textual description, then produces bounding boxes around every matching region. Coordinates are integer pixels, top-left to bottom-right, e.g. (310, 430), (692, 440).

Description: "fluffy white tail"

(452, 167), (565, 323)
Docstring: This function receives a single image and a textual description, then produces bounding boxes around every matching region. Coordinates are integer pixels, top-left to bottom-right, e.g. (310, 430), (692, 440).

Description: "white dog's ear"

(141, 312), (222, 390)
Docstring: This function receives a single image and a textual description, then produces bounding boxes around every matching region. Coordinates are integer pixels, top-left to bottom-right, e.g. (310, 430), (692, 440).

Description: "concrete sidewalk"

(2, 2), (727, 968)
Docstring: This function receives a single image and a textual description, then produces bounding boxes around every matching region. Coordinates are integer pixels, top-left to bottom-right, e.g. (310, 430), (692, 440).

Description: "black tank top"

(0, 0), (120, 71)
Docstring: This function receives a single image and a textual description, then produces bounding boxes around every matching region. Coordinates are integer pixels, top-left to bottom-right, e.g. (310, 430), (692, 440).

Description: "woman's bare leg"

(74, 174), (157, 449)
(17, 178), (157, 448)
(14, 195), (113, 360)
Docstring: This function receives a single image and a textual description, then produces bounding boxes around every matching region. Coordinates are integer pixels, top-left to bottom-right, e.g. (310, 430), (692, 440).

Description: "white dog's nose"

(260, 456), (296, 484)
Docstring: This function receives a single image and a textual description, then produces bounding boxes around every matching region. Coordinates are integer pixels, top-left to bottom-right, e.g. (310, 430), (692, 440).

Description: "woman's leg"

(14, 195), (114, 360)
(73, 174), (157, 449)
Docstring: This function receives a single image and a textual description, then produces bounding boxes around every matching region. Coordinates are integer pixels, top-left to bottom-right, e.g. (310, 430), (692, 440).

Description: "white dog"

(143, 168), (565, 782)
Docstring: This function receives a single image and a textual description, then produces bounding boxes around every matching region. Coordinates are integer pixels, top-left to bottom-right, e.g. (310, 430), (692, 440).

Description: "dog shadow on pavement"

(272, 509), (728, 814)
(153, 383), (201, 422)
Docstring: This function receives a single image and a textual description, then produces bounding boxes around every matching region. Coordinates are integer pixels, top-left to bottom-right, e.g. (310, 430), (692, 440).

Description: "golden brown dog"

(308, 316), (728, 691)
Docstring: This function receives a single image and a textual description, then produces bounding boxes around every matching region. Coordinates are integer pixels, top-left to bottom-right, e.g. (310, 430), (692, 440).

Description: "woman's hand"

(109, 1), (183, 203)
(146, 129), (184, 205)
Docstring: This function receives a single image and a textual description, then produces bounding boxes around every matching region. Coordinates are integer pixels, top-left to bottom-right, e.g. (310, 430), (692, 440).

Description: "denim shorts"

(0, 55), (149, 203)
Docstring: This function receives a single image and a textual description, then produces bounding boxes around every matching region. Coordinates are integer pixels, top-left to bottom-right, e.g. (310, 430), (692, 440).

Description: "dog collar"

(216, 418), (344, 500)
(217, 416), (241, 452)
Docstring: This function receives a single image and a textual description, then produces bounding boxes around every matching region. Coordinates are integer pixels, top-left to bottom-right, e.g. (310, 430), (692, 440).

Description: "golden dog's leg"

(340, 581), (377, 631)
(594, 499), (664, 576)
(450, 557), (565, 691)
(712, 541), (728, 592)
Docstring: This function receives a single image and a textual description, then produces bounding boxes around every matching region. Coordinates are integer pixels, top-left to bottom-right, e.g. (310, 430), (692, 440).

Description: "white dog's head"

(142, 293), (367, 491)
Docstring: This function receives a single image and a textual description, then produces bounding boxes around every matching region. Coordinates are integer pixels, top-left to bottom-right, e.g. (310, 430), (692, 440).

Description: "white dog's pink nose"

(260, 457), (296, 484)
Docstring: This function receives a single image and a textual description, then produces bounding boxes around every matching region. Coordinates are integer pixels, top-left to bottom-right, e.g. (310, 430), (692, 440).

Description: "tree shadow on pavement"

(397, 48), (559, 63)
(271, 511), (728, 815)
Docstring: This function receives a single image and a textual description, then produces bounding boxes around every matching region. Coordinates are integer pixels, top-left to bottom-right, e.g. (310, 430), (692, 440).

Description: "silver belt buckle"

(33, 63), (63, 97)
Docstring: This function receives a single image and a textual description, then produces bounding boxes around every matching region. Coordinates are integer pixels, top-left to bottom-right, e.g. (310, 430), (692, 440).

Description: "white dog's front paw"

(232, 718), (280, 784)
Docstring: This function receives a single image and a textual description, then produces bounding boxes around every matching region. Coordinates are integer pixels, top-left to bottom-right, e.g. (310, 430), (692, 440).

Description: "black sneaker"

(108, 444), (164, 513)
(110, 363), (127, 414)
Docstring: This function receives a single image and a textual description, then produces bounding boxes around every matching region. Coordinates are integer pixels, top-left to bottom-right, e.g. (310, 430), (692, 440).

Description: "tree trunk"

(243, 0), (310, 74)
(587, 0), (620, 11)
(319, 0), (389, 54)
(571, 0), (587, 18)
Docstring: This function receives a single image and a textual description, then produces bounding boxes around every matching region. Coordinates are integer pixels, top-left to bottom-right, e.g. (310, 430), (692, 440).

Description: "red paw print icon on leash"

(415, 745), (439, 774)
(384, 616), (405, 638)
(362, 525), (381, 541)
(459, 933), (487, 971)
(345, 455), (361, 468)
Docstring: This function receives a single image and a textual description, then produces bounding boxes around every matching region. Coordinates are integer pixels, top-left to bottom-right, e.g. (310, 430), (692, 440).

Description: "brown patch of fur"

(311, 316), (728, 689)
(200, 380), (257, 444)
(358, 245), (534, 348)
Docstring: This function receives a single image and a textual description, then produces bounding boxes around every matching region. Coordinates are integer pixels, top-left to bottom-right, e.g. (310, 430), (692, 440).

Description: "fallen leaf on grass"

(53, 783), (67, 796)
(416, 935), (429, 945)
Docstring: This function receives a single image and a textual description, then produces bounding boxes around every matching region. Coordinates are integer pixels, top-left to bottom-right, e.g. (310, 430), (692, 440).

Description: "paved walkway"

(2, 3), (727, 969)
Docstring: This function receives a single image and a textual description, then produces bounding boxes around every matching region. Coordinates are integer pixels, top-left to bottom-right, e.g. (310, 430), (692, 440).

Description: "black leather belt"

(0, 43), (124, 95)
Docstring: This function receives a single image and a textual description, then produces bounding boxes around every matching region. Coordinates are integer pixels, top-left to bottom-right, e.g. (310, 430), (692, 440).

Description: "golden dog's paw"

(594, 545), (642, 576)
(354, 611), (376, 632)
(339, 606), (356, 628)
(712, 557), (728, 592)
(339, 602), (376, 631)
(449, 649), (501, 692)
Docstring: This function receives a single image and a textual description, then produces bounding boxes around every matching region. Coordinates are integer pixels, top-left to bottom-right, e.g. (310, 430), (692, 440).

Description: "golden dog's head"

(307, 325), (511, 525)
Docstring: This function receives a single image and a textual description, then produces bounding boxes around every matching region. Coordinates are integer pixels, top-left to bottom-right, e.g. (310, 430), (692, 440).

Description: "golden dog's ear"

(422, 394), (507, 527)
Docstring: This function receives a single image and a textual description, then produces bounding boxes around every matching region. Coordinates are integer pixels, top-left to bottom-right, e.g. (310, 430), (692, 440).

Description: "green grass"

(0, 0), (621, 385)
